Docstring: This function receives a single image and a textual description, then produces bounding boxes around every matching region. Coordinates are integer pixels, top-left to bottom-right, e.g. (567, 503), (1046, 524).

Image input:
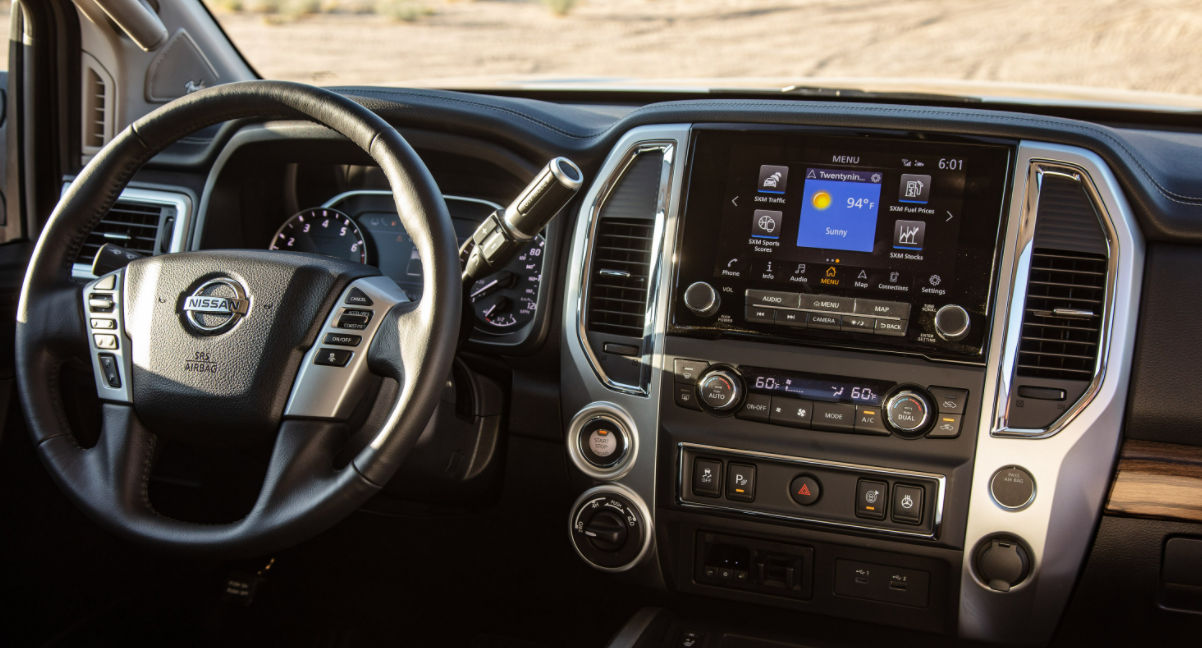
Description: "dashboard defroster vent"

(587, 217), (654, 336)
(1016, 249), (1107, 380)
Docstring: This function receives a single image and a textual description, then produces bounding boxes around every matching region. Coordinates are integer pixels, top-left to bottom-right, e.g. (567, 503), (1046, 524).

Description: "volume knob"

(684, 282), (720, 317)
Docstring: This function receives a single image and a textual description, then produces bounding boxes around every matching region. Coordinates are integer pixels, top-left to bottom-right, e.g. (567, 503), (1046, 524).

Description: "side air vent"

(1005, 172), (1110, 432)
(581, 146), (669, 391)
(587, 217), (654, 336)
(81, 53), (115, 160)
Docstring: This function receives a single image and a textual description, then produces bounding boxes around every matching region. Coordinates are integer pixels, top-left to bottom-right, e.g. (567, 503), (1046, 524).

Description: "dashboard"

(93, 86), (1202, 646)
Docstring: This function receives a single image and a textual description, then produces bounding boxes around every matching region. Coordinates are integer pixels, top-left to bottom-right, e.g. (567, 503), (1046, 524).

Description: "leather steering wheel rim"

(15, 81), (462, 558)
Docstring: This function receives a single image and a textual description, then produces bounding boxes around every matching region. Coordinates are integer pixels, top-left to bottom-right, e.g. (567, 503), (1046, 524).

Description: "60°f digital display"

(739, 366), (894, 406)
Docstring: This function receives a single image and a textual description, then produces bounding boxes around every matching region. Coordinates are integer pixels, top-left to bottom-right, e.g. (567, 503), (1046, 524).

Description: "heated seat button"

(735, 393), (772, 423)
(892, 484), (924, 524)
(726, 463), (757, 502)
(856, 480), (888, 520)
(314, 348), (353, 367)
(789, 474), (821, 506)
(674, 383), (703, 410)
(693, 459), (722, 497)
(812, 402), (856, 432)
(769, 397), (812, 428)
(854, 405), (890, 435)
(344, 287), (374, 306)
(323, 332), (362, 347)
(98, 354), (121, 388)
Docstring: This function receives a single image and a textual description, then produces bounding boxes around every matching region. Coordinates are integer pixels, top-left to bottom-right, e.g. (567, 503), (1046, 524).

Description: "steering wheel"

(15, 81), (461, 557)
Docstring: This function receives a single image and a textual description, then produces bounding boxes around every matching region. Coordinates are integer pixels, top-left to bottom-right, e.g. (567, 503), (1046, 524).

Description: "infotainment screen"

(671, 127), (1013, 360)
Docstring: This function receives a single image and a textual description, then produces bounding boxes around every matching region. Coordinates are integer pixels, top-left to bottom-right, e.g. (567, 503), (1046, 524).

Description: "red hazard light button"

(789, 474), (822, 506)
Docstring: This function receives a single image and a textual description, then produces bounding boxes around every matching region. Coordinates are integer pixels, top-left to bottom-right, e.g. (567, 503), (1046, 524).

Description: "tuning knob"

(684, 282), (720, 317)
(935, 304), (971, 342)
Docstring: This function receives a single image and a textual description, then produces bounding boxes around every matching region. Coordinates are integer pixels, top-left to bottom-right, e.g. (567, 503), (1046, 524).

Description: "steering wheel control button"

(991, 466), (1036, 510)
(674, 384), (703, 410)
(769, 397), (812, 428)
(927, 414), (962, 438)
(789, 474), (822, 506)
(93, 334), (118, 350)
(323, 332), (362, 347)
(684, 282), (721, 317)
(90, 318), (116, 330)
(856, 480), (888, 520)
(344, 287), (373, 306)
(88, 295), (114, 312)
(725, 463), (757, 502)
(812, 402), (856, 433)
(892, 484), (924, 524)
(98, 354), (122, 388)
(673, 358), (709, 385)
(698, 370), (743, 411)
(94, 274), (117, 290)
(885, 390), (931, 434)
(578, 416), (628, 468)
(934, 304), (971, 341)
(853, 406), (890, 435)
(335, 309), (374, 330)
(735, 393), (771, 423)
(928, 386), (969, 413)
(314, 348), (353, 367)
(692, 458), (723, 497)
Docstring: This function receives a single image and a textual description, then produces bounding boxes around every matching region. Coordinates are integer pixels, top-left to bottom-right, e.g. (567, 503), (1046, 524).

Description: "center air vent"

(76, 200), (165, 268)
(1016, 249), (1106, 380)
(587, 217), (654, 336)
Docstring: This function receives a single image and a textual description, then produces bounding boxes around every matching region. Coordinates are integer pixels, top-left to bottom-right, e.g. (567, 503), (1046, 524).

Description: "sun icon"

(811, 190), (832, 210)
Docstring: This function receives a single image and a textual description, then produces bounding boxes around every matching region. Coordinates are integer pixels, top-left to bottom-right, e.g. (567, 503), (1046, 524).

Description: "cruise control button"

(736, 393), (772, 423)
(745, 305), (775, 324)
(928, 387), (969, 413)
(892, 484), (924, 524)
(745, 289), (800, 309)
(854, 298), (911, 319)
(856, 480), (888, 520)
(789, 474), (822, 506)
(693, 459), (722, 497)
(776, 310), (806, 327)
(674, 358), (708, 384)
(314, 348), (353, 367)
(812, 402), (856, 432)
(323, 332), (362, 347)
(841, 315), (874, 332)
(769, 396), (812, 428)
(90, 318), (116, 330)
(93, 334), (118, 350)
(674, 383), (703, 410)
(806, 312), (841, 331)
(854, 405), (890, 436)
(726, 463), (757, 502)
(874, 319), (908, 336)
(800, 294), (853, 313)
(345, 287), (374, 306)
(94, 274), (117, 290)
(927, 414), (962, 438)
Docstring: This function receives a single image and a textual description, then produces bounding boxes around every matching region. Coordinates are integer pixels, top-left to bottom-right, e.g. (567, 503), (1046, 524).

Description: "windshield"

(201, 1), (1201, 110)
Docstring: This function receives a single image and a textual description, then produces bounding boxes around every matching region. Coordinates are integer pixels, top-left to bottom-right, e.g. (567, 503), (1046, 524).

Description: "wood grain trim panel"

(1105, 440), (1202, 523)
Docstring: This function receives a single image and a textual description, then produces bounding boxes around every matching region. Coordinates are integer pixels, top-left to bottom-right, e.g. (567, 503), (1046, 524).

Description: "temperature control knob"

(935, 304), (971, 342)
(684, 281), (720, 317)
(698, 369), (743, 411)
(885, 390), (931, 435)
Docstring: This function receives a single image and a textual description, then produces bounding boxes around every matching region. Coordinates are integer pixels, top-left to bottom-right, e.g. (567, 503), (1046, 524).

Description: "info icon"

(752, 210), (783, 239)
(757, 165), (789, 194)
(899, 174), (932, 203)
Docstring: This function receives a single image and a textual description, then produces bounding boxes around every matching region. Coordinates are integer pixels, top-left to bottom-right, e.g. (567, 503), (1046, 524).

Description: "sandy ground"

(202, 0), (1202, 99)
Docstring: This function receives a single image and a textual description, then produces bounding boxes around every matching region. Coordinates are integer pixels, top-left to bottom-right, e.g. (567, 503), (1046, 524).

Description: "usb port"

(854, 576), (869, 584)
(889, 580), (908, 591)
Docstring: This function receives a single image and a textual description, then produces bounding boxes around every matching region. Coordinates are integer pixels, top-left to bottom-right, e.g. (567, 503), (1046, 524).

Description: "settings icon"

(871, 173), (882, 183)
(929, 275), (942, 286)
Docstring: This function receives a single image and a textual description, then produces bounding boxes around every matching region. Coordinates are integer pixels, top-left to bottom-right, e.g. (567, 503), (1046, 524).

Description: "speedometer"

(470, 236), (544, 334)
(269, 207), (368, 264)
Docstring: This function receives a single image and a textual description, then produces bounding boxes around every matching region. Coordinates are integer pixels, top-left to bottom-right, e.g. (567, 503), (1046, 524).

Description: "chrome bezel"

(567, 483), (655, 574)
(566, 402), (640, 481)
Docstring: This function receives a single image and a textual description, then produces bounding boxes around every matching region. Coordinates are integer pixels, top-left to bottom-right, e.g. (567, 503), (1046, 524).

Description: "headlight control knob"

(698, 369), (743, 412)
(684, 281), (720, 317)
(885, 390), (931, 435)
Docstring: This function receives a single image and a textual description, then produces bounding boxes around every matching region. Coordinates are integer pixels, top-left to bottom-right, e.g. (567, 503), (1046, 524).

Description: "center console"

(560, 121), (1141, 645)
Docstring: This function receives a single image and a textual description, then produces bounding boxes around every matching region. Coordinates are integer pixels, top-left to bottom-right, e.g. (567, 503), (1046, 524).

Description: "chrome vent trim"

(991, 163), (1119, 439)
(68, 187), (194, 281)
(575, 141), (675, 396)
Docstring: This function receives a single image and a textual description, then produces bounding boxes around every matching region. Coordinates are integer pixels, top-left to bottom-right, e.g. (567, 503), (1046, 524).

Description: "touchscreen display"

(714, 140), (972, 300)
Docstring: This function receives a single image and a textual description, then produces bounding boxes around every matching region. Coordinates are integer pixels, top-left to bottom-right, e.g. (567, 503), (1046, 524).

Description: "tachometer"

(269, 207), (368, 264)
(470, 237), (544, 334)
